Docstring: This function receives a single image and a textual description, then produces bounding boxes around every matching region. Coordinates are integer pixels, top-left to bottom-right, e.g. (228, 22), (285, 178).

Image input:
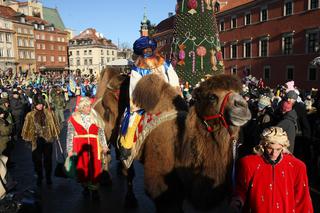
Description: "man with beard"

(22, 96), (60, 186)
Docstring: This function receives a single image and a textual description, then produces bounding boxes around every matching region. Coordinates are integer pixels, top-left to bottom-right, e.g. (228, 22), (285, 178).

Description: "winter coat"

(277, 109), (297, 153)
(293, 102), (311, 138)
(9, 97), (25, 119)
(235, 154), (314, 213)
(0, 118), (12, 153)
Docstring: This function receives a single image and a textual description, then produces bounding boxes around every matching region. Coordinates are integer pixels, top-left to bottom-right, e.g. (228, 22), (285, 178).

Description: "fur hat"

(286, 90), (298, 100)
(258, 96), (271, 110)
(33, 94), (45, 106)
(281, 101), (293, 113)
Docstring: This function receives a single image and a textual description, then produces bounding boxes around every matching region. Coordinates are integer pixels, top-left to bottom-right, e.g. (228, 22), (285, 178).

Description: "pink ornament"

(196, 46), (207, 70)
(178, 44), (186, 66)
(187, 0), (197, 14)
(187, 0), (198, 9)
(216, 51), (223, 61)
(189, 51), (196, 73)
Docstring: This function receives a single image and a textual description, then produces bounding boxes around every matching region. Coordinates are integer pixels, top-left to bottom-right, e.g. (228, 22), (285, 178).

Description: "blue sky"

(42, 0), (175, 47)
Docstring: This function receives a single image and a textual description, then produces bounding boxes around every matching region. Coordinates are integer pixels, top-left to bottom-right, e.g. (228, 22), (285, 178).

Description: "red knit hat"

(282, 101), (292, 113)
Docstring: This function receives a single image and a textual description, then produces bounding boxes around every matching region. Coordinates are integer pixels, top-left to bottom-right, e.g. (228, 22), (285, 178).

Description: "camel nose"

(233, 94), (248, 109)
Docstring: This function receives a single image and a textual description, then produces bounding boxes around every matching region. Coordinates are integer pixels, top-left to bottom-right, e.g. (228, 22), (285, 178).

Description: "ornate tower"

(172, 0), (224, 86)
(140, 7), (150, 36)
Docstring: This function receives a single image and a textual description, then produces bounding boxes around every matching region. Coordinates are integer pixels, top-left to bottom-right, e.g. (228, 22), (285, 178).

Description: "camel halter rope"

(202, 91), (239, 189)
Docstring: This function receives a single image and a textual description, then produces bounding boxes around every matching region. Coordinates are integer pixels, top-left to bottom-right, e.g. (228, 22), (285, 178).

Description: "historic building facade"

(28, 16), (68, 73)
(217, 0), (320, 89)
(68, 28), (118, 75)
(0, 16), (17, 74)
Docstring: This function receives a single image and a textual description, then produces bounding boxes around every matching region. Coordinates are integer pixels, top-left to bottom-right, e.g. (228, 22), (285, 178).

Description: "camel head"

(193, 74), (251, 137)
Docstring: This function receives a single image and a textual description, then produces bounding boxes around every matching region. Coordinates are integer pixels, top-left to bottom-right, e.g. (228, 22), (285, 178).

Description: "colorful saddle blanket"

(122, 111), (178, 168)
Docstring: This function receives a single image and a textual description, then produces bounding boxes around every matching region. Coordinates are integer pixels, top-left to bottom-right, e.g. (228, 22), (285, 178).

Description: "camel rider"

(119, 36), (180, 160)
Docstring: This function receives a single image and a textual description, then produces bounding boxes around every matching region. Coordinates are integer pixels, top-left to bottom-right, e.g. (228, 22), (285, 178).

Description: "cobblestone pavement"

(7, 110), (320, 213)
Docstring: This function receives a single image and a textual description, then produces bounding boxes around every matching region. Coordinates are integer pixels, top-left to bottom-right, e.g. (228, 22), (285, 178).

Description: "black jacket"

(277, 109), (297, 153)
(293, 102), (311, 138)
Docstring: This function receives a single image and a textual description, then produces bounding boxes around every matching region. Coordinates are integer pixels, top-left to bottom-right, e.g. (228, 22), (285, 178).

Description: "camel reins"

(106, 84), (120, 101)
(202, 91), (239, 189)
(203, 91), (233, 135)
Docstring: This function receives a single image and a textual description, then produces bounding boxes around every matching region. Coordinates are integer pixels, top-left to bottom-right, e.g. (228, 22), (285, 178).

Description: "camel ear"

(132, 74), (163, 111)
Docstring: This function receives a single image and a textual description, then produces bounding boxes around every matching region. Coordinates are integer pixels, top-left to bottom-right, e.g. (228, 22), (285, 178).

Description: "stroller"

(0, 155), (41, 213)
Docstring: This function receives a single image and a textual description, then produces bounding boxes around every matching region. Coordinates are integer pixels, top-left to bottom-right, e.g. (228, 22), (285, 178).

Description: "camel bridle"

(203, 91), (233, 135)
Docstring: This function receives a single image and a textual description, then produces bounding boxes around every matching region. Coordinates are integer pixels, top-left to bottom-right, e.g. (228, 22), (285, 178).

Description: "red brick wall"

(217, 0), (320, 90)
(34, 29), (68, 71)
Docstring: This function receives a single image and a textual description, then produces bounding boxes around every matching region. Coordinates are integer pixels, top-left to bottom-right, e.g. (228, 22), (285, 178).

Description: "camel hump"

(132, 74), (181, 113)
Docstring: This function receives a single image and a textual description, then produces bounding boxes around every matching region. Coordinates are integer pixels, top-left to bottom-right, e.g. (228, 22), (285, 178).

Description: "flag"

(69, 75), (76, 93)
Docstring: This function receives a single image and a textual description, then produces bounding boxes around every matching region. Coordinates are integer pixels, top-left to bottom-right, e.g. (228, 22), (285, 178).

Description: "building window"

(84, 50), (87, 55)
(286, 66), (294, 80)
(89, 59), (93, 65)
(36, 34), (40, 39)
(76, 59), (80, 66)
(309, 0), (319, 9)
(84, 59), (88, 65)
(306, 30), (319, 53)
(51, 56), (54, 62)
(41, 34), (45, 40)
(62, 38), (65, 42)
(42, 44), (46, 50)
(76, 51), (79, 56)
(231, 17), (237, 29)
(284, 1), (293, 16)
(260, 7), (268, 22)
(29, 40), (34, 47)
(107, 50), (109, 55)
(231, 43), (237, 59)
(101, 57), (104, 65)
(36, 43), (40, 49)
(69, 51), (72, 56)
(17, 28), (22, 33)
(89, 50), (92, 55)
(0, 48), (3, 57)
(31, 52), (35, 59)
(5, 33), (11, 42)
(19, 51), (24, 59)
(70, 59), (73, 65)
(50, 36), (53, 41)
(263, 66), (271, 81)
(308, 67), (317, 81)
(283, 34), (294, 55)
(243, 41), (251, 58)
(7, 49), (12, 57)
(37, 55), (41, 62)
(0, 33), (3, 42)
(259, 38), (269, 57)
(245, 13), (251, 25)
(42, 56), (46, 62)
(62, 57), (66, 62)
(221, 45), (225, 59)
(219, 20), (225, 31)
(101, 50), (104, 55)
(58, 56), (62, 62)
(231, 66), (237, 75)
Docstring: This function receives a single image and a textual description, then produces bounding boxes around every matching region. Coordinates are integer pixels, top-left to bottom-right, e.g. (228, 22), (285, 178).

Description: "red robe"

(69, 116), (102, 184)
(236, 154), (313, 213)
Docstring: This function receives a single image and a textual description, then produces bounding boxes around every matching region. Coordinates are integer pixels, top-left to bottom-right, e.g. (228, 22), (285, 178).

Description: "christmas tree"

(172, 0), (224, 86)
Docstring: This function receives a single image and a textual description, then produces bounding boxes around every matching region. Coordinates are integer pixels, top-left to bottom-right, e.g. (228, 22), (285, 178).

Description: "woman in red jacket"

(232, 127), (313, 213)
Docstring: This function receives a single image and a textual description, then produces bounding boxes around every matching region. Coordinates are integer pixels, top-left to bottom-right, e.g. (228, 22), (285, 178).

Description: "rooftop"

(43, 7), (65, 30)
(219, 0), (255, 12)
(71, 28), (117, 48)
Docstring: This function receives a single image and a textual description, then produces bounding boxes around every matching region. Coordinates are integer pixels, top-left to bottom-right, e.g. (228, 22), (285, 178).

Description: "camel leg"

(124, 165), (138, 208)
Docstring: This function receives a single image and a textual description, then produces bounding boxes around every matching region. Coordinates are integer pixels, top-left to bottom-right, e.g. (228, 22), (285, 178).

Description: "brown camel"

(95, 69), (251, 211)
